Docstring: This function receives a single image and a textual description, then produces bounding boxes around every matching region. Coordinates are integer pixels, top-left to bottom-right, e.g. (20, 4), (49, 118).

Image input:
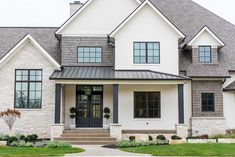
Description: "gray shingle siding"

(192, 80), (224, 117)
(61, 36), (114, 66)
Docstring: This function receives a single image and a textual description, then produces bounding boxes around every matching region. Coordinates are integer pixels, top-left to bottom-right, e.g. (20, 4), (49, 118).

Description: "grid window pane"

(134, 92), (161, 118)
(134, 42), (160, 64)
(77, 47), (102, 63)
(15, 70), (42, 109)
(199, 46), (211, 63)
(201, 93), (215, 112)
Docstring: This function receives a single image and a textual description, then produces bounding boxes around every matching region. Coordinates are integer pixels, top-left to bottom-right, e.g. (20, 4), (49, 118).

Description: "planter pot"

(187, 139), (217, 143)
(0, 141), (7, 146)
(69, 124), (76, 130)
(170, 139), (187, 144)
(218, 138), (235, 143)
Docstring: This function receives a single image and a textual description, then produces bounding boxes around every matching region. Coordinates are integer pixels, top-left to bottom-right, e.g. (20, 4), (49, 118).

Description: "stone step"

(55, 137), (116, 141)
(61, 133), (110, 137)
(63, 129), (110, 133)
(57, 140), (117, 145)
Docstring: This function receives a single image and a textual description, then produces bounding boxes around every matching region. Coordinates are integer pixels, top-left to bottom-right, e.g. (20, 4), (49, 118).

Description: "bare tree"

(0, 109), (21, 132)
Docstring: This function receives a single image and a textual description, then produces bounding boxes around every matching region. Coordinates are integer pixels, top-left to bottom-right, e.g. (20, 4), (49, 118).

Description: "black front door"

(76, 85), (103, 127)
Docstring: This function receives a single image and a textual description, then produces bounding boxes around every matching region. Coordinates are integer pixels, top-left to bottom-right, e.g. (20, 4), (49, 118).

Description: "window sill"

(132, 118), (162, 121)
(14, 108), (43, 111)
(133, 64), (161, 66)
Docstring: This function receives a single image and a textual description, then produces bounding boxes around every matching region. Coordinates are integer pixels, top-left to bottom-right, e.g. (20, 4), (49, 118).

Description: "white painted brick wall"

(0, 42), (56, 138)
(191, 117), (227, 136)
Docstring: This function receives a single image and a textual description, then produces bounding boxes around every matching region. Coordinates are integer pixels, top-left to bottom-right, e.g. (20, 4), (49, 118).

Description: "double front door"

(76, 85), (103, 127)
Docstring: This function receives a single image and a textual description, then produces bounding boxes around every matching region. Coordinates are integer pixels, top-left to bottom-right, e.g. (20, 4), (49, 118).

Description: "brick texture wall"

(61, 36), (114, 66)
(192, 80), (223, 117)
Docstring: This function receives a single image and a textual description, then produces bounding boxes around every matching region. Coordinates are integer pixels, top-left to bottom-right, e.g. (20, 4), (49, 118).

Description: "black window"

(201, 93), (215, 112)
(134, 42), (160, 64)
(199, 46), (211, 63)
(15, 70), (42, 109)
(77, 47), (102, 63)
(134, 92), (161, 118)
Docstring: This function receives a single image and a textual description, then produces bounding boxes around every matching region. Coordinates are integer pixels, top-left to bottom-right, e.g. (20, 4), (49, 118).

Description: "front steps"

(55, 129), (117, 145)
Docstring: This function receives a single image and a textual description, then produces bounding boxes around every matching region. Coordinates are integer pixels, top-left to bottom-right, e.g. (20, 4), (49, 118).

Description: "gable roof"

(188, 26), (225, 47)
(0, 27), (60, 64)
(0, 33), (60, 68)
(109, 0), (185, 38)
(55, 0), (142, 35)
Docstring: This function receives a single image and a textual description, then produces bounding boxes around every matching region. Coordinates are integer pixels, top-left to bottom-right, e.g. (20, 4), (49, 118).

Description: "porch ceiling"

(50, 66), (190, 82)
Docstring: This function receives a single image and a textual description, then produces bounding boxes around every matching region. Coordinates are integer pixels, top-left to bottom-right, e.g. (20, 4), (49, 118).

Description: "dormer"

(187, 26), (224, 64)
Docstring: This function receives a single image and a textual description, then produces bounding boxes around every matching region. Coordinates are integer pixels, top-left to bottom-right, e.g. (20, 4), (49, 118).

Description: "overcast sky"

(0, 0), (234, 27)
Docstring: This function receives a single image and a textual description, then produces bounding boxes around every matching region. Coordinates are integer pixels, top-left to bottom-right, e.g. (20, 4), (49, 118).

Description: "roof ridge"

(0, 27), (59, 28)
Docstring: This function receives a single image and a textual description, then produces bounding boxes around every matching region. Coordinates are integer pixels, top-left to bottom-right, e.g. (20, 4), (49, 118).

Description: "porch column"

(55, 84), (62, 124)
(113, 84), (119, 123)
(178, 84), (184, 124)
(176, 84), (188, 138)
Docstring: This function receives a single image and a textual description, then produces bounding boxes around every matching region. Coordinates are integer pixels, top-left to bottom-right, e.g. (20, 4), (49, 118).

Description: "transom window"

(15, 70), (42, 109)
(199, 46), (211, 63)
(134, 42), (160, 64)
(201, 93), (215, 112)
(134, 92), (161, 118)
(77, 47), (102, 63)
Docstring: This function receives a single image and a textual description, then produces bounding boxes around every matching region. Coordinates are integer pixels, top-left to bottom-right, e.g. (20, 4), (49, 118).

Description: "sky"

(0, 0), (234, 27)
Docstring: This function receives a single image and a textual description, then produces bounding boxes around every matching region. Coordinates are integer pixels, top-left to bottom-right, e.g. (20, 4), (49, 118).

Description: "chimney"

(70, 1), (83, 16)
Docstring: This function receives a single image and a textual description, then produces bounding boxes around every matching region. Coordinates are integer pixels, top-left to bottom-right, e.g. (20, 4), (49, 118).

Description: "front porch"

(50, 67), (191, 140)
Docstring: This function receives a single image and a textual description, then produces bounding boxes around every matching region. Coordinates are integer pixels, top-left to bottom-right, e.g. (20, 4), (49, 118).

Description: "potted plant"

(69, 107), (77, 129)
(103, 107), (110, 129)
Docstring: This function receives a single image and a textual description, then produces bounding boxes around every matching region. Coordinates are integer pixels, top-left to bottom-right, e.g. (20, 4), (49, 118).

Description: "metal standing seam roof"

(50, 66), (190, 80)
(224, 81), (235, 91)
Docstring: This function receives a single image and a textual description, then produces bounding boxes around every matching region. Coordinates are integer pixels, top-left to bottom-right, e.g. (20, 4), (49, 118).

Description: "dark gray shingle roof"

(148, 0), (235, 76)
(50, 66), (190, 80)
(0, 27), (60, 63)
(224, 81), (235, 91)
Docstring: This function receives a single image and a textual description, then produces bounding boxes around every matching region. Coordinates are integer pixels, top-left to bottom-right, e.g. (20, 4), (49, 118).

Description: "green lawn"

(0, 146), (84, 156)
(121, 143), (235, 156)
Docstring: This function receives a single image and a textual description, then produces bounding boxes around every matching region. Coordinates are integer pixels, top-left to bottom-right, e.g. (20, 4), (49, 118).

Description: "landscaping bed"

(0, 133), (84, 156)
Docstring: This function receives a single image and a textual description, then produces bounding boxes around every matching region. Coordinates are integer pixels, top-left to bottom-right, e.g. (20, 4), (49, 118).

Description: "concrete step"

(63, 129), (109, 133)
(55, 137), (116, 141)
(57, 140), (117, 145)
(61, 133), (110, 137)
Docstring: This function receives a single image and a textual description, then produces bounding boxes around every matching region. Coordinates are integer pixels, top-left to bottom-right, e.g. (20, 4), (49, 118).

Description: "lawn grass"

(0, 146), (84, 156)
(121, 143), (235, 156)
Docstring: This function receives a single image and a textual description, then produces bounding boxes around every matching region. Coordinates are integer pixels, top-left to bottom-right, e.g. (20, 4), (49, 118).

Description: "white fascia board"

(110, 0), (185, 38)
(0, 34), (60, 69)
(56, 0), (93, 34)
(188, 26), (225, 46)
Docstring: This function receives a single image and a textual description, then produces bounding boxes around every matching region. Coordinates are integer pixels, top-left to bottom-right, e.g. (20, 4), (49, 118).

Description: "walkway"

(65, 145), (151, 157)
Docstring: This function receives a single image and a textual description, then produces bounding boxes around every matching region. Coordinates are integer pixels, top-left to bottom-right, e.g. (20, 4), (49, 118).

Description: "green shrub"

(11, 140), (33, 147)
(0, 134), (10, 141)
(148, 135), (153, 141)
(157, 135), (166, 140)
(171, 135), (182, 140)
(211, 134), (235, 139)
(117, 139), (169, 148)
(43, 140), (72, 148)
(187, 136), (200, 139)
(129, 136), (136, 142)
(8, 136), (18, 143)
(25, 134), (38, 143)
(201, 134), (209, 139)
